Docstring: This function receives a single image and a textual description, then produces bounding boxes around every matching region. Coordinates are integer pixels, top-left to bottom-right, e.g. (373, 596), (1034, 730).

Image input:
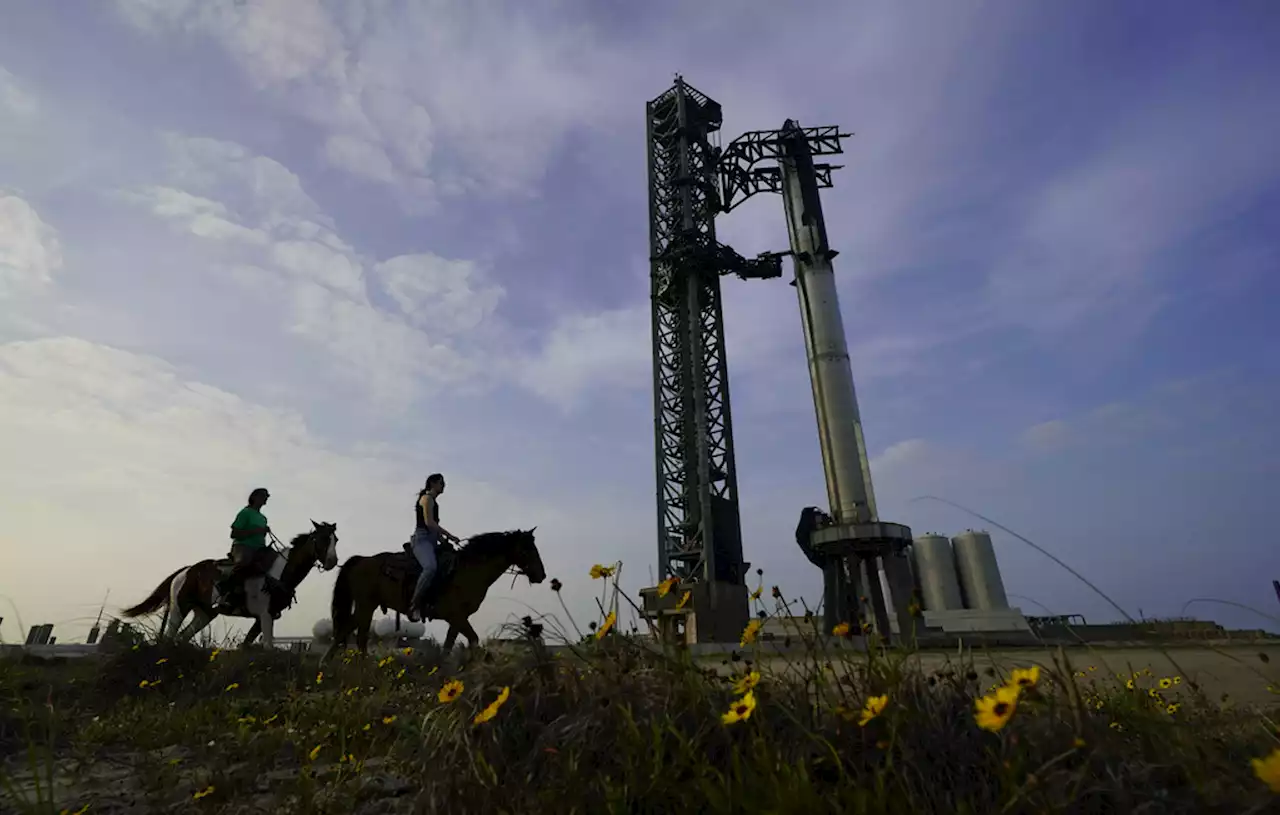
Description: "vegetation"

(3, 567), (1280, 814)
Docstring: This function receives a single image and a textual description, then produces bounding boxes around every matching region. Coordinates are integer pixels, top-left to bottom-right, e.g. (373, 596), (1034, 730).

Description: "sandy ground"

(709, 643), (1280, 708)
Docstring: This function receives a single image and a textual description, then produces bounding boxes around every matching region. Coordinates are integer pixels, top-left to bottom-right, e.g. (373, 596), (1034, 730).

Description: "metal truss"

(717, 122), (852, 212)
(646, 77), (746, 587)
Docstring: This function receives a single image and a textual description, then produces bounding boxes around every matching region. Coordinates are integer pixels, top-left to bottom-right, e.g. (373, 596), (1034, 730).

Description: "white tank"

(911, 533), (964, 611)
(373, 616), (426, 640)
(951, 530), (1009, 610)
(312, 618), (334, 642)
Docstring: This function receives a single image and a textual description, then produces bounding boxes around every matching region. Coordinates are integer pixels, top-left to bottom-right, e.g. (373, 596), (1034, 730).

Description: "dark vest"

(415, 493), (440, 530)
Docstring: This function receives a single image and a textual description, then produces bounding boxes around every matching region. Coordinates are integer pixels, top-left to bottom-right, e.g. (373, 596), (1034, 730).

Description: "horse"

(322, 527), (545, 662)
(121, 521), (340, 649)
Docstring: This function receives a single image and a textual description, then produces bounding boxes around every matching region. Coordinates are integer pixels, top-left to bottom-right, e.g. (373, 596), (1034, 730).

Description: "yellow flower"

(749, 584), (763, 601)
(362, 723), (371, 731)
(473, 686), (511, 725)
(590, 564), (616, 579)
(1008, 665), (1040, 690)
(722, 690), (757, 725)
(1109, 721), (1123, 731)
(396, 668), (406, 679)
(224, 683), (239, 692)
(832, 622), (851, 637)
(974, 686), (1019, 732)
(859, 694), (889, 727)
(237, 715), (256, 724)
(732, 671), (760, 695)
(1158, 677), (1173, 689)
(595, 611), (617, 640)
(383, 715), (397, 725)
(439, 680), (464, 703)
(402, 647), (413, 656)
(138, 679), (153, 689)
(193, 785), (215, 800)
(1172, 675), (1181, 685)
(315, 672), (324, 685)
(676, 591), (691, 610)
(1166, 702), (1181, 715)
(1072, 737), (1086, 749)
(209, 648), (221, 662)
(657, 576), (679, 598)
(308, 744), (322, 761)
(1252, 747), (1280, 793)
(740, 619), (762, 648)
(1125, 678), (1135, 690)
(378, 656), (394, 668)
(263, 714), (278, 725)
(155, 658), (168, 665)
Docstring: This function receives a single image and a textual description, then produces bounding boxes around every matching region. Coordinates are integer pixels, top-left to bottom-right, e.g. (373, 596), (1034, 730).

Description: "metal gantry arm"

(718, 122), (853, 213)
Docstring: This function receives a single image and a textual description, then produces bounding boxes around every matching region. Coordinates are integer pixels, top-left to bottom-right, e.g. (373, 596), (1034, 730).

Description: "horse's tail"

(330, 557), (360, 635)
(121, 566), (186, 617)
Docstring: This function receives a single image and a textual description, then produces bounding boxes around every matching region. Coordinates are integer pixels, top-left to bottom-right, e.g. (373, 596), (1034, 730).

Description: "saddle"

(383, 542), (458, 608)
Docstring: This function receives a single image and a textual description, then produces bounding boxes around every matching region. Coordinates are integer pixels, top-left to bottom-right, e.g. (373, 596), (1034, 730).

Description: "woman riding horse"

(409, 473), (461, 622)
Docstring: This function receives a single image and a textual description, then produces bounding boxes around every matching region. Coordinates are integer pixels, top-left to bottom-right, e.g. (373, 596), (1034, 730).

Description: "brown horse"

(121, 521), (340, 649)
(322, 527), (545, 661)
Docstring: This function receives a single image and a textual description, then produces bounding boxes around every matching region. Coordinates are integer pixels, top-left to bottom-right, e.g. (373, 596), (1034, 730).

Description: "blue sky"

(2, 0), (1278, 643)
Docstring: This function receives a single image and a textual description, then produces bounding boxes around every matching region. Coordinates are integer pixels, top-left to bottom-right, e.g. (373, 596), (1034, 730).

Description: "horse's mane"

(288, 523), (334, 549)
(461, 529), (532, 558)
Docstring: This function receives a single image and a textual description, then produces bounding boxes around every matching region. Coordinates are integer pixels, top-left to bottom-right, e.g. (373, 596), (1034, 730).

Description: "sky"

(2, 0), (1279, 645)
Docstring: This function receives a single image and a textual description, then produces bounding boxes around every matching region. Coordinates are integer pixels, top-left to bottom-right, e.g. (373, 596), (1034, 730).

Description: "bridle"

(269, 528), (338, 573)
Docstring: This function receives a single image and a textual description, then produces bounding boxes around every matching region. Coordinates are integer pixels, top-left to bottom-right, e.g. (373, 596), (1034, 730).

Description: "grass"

(3, 569), (1280, 814)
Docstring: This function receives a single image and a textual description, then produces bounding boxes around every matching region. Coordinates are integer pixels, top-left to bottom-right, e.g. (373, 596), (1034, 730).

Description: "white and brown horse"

(121, 521), (339, 649)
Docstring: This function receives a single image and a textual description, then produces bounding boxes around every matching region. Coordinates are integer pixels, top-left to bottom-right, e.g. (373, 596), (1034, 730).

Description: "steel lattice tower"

(646, 78), (747, 598)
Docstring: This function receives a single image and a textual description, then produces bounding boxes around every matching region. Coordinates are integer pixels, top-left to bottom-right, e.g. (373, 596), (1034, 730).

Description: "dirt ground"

(720, 643), (1280, 708)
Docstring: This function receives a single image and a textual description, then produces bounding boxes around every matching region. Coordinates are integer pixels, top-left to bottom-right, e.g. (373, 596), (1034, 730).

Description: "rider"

(409, 473), (460, 622)
(214, 488), (277, 611)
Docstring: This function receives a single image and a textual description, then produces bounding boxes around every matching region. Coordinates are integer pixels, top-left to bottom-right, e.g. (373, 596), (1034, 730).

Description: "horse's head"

(308, 519), (340, 571)
(507, 527), (546, 585)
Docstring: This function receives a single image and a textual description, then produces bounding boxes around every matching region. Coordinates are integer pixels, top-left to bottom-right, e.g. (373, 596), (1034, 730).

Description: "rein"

(270, 529), (336, 572)
(446, 536), (525, 586)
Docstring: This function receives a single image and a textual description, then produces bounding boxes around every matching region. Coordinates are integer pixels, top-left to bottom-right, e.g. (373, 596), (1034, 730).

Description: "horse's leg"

(177, 609), (214, 643)
(354, 601), (376, 654)
(163, 568), (192, 641)
(442, 625), (459, 652)
(244, 576), (275, 649)
(243, 619), (262, 646)
(456, 619), (481, 649)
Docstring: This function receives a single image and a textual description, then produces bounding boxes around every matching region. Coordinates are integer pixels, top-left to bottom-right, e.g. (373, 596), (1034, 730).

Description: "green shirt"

(231, 506), (269, 549)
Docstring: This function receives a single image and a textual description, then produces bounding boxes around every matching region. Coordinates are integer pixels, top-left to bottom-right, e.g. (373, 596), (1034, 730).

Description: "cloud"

(515, 304), (651, 411)
(1020, 420), (1070, 453)
(0, 192), (61, 297)
(373, 254), (505, 336)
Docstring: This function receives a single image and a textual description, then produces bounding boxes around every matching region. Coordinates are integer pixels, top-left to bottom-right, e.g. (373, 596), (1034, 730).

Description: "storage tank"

(312, 618), (334, 643)
(373, 616), (426, 640)
(951, 530), (1010, 610)
(910, 534), (964, 611)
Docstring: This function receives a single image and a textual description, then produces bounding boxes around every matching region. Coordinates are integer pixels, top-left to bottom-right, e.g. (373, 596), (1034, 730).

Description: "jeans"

(410, 528), (439, 608)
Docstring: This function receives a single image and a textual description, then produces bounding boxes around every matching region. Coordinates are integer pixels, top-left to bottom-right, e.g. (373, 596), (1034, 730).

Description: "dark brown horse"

(121, 521), (340, 649)
(322, 528), (545, 661)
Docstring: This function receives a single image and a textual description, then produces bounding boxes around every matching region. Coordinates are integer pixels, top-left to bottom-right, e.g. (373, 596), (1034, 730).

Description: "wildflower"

(657, 576), (679, 598)
(732, 671), (760, 695)
(315, 672), (324, 685)
(974, 686), (1019, 732)
(550, 578), (562, 592)
(1008, 665), (1040, 690)
(396, 668), (406, 679)
(402, 647), (413, 656)
(1252, 747), (1280, 793)
(771, 586), (782, 599)
(224, 683), (239, 692)
(473, 686), (511, 725)
(138, 679), (155, 689)
(860, 622), (873, 634)
(859, 694), (889, 727)
(428, 666), (439, 676)
(749, 584), (763, 601)
(237, 715), (256, 724)
(721, 690), (757, 725)
(1157, 677), (1173, 689)
(1072, 737), (1086, 749)
(263, 714), (278, 725)
(1109, 721), (1123, 731)
(193, 786), (215, 800)
(590, 564), (616, 579)
(676, 591), (691, 610)
(155, 658), (168, 665)
(308, 744), (322, 761)
(1125, 678), (1135, 690)
(1172, 675), (1181, 685)
(1166, 702), (1181, 715)
(383, 715), (397, 725)
(439, 680), (464, 703)
(596, 611), (617, 640)
(740, 619), (762, 647)
(832, 622), (851, 638)
(378, 655), (394, 668)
